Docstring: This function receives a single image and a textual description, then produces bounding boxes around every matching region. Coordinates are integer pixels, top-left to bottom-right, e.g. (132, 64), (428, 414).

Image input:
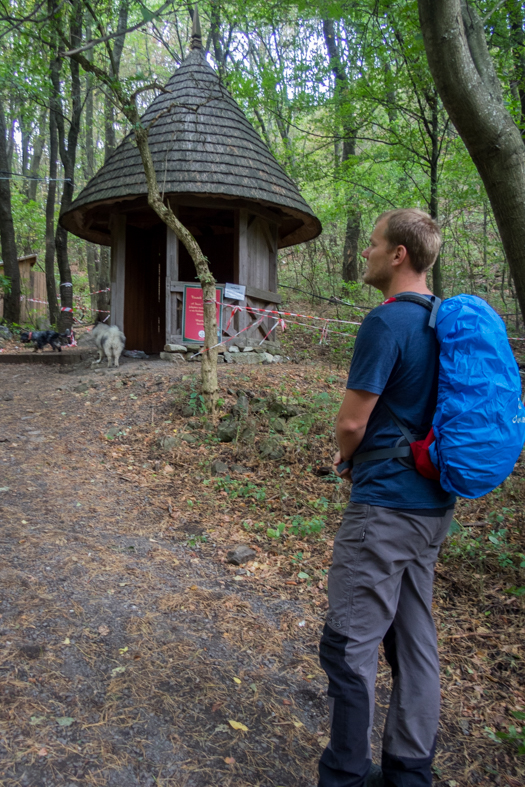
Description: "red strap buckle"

(410, 428), (440, 480)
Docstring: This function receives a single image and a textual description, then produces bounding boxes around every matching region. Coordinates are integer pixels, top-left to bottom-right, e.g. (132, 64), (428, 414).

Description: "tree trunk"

(104, 0), (128, 161)
(418, 0), (525, 322)
(209, 0), (227, 77)
(0, 97), (20, 323)
(507, 0), (525, 141)
(27, 109), (47, 203)
(69, 28), (219, 411)
(98, 1), (128, 319)
(52, 2), (83, 332)
(84, 36), (98, 315)
(86, 243), (97, 313)
(429, 102), (443, 298)
(21, 121), (30, 186)
(45, 82), (60, 326)
(342, 212), (360, 282)
(133, 122), (219, 408)
(96, 248), (111, 320)
(323, 18), (361, 283)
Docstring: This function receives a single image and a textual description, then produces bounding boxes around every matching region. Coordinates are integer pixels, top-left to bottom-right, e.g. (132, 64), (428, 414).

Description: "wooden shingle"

(61, 46), (321, 247)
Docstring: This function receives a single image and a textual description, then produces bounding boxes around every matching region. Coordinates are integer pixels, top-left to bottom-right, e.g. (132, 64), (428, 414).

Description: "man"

(319, 209), (456, 787)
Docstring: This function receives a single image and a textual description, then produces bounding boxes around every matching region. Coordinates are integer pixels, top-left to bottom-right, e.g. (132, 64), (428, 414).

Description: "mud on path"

(0, 358), (523, 787)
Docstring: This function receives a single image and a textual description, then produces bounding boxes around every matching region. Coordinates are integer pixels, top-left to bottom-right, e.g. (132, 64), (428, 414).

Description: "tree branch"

(60, 0), (173, 58)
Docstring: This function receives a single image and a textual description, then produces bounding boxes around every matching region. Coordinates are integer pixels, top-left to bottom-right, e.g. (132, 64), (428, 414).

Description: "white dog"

(92, 323), (126, 368)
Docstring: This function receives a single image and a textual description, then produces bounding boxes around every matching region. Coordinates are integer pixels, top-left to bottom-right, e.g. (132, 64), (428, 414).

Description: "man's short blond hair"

(378, 209), (441, 274)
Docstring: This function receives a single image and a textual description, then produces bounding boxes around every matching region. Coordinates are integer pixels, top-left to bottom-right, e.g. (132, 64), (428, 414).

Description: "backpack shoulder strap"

(392, 293), (442, 329)
(352, 294), (442, 468)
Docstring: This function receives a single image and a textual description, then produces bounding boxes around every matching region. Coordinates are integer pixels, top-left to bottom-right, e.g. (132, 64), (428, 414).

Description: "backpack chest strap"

(353, 405), (424, 465)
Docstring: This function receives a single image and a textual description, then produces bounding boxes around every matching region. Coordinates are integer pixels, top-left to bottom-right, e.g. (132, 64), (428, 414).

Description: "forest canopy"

(0, 0), (524, 329)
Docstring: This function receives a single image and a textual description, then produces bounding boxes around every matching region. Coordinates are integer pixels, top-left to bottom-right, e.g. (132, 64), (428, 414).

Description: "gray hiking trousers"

(319, 502), (454, 787)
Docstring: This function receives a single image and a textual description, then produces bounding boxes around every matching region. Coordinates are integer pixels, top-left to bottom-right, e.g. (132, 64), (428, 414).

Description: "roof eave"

(60, 192), (322, 248)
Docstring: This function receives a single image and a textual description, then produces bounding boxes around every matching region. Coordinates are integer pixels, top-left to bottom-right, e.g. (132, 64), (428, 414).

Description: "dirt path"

(0, 359), (333, 787)
(0, 358), (523, 787)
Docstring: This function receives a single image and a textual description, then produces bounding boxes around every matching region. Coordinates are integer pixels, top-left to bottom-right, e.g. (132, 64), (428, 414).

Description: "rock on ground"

(159, 352), (186, 363)
(211, 460), (229, 475)
(223, 352), (263, 365)
(258, 436), (285, 460)
(226, 544), (257, 565)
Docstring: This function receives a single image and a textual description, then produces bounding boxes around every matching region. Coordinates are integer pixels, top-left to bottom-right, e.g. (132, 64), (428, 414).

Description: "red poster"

(182, 286), (222, 343)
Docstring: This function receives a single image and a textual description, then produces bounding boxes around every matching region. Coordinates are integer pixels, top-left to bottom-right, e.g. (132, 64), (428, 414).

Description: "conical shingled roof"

(61, 47), (321, 248)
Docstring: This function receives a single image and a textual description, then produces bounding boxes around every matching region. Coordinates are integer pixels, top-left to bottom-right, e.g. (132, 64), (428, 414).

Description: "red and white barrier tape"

(189, 316), (265, 358)
(189, 312), (358, 358)
(20, 296), (49, 305)
(224, 302), (363, 327)
(16, 288), (525, 344)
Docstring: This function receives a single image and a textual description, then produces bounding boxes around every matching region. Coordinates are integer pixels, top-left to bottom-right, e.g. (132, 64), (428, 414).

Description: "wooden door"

(124, 223), (166, 354)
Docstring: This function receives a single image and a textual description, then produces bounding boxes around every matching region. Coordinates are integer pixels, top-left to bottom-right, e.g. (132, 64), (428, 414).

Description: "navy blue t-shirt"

(347, 296), (456, 509)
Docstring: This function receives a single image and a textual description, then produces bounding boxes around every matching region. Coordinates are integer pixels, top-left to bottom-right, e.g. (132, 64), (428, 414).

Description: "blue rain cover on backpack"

(428, 294), (525, 498)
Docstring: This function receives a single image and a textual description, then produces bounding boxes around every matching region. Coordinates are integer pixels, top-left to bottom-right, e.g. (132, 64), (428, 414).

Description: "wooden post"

(166, 206), (178, 342)
(110, 214), (126, 329)
(237, 209), (250, 340)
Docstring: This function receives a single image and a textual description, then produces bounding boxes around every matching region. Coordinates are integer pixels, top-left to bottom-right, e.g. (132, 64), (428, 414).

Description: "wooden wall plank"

(269, 223), (278, 292)
(245, 285), (281, 303)
(237, 210), (250, 334)
(248, 217), (269, 291)
(111, 214), (126, 329)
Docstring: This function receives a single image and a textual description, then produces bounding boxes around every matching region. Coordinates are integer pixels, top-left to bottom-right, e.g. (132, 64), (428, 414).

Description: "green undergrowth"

(443, 476), (525, 589)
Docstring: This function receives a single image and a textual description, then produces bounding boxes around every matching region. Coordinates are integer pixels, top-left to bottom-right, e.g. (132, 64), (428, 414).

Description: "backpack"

(353, 293), (525, 499)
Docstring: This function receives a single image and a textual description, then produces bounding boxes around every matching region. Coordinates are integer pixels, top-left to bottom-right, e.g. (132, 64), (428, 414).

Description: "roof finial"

(190, 4), (202, 50)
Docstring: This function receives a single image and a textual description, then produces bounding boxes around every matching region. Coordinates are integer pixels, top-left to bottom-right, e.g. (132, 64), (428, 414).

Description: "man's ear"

(391, 245), (408, 268)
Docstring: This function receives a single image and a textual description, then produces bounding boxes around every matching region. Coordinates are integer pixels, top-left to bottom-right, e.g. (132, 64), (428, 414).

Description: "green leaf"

(297, 571), (310, 580)
(56, 716), (75, 727)
(505, 586), (525, 596)
(140, 6), (155, 22)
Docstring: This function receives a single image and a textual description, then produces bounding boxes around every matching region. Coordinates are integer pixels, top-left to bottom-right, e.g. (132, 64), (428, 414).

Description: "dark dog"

(20, 330), (62, 353)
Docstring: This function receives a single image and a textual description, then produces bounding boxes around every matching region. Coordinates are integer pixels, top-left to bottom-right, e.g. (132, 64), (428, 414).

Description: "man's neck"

(382, 275), (432, 299)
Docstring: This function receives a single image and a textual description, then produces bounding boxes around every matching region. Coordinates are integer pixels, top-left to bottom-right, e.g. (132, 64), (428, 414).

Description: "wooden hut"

(60, 11), (321, 354)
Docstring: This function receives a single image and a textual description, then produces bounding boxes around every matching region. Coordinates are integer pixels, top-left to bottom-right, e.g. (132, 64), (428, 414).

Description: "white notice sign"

(224, 283), (246, 301)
